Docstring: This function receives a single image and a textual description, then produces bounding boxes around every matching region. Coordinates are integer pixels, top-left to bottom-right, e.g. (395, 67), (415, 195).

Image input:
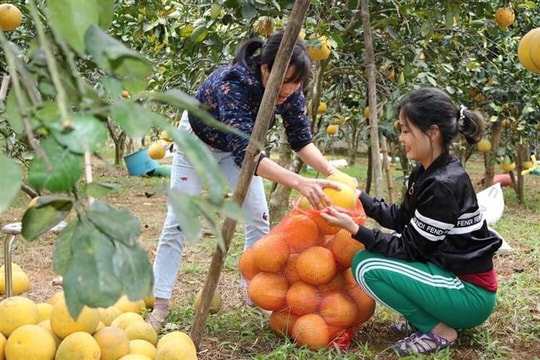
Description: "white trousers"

(152, 115), (270, 299)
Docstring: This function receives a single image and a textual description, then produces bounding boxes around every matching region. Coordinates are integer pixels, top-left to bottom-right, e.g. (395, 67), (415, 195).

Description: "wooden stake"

(190, 0), (312, 348)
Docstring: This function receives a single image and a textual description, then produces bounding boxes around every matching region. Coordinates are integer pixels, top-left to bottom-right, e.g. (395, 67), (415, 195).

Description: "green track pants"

(351, 250), (497, 332)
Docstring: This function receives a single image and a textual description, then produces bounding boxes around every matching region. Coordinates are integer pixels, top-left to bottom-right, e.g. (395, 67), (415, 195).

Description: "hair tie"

(458, 105), (467, 125)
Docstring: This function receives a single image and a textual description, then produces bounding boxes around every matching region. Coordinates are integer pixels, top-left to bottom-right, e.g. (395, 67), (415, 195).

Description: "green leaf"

(51, 114), (108, 154)
(174, 132), (227, 201)
(85, 182), (121, 198)
(28, 138), (84, 192)
(96, 0), (115, 29)
(169, 191), (203, 242)
(21, 196), (72, 241)
(46, 0), (100, 55)
(112, 242), (154, 301)
(53, 220), (77, 276)
(5, 88), (26, 133)
(64, 222), (124, 308)
(85, 24), (152, 93)
(0, 154), (23, 215)
(87, 200), (140, 246)
(110, 102), (159, 139)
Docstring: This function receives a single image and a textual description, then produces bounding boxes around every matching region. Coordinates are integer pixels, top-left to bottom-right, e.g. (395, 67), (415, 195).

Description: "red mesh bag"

(240, 199), (375, 351)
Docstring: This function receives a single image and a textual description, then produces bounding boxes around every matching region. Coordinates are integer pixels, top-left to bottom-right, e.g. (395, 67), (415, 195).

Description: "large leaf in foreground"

(0, 154), (22, 215)
(21, 196), (72, 241)
(28, 138), (84, 192)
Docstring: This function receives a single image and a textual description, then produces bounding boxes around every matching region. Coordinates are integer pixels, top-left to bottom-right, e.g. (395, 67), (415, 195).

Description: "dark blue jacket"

(188, 64), (312, 167)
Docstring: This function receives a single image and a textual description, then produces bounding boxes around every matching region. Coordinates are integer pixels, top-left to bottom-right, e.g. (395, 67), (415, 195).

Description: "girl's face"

(261, 64), (302, 105)
(398, 111), (442, 169)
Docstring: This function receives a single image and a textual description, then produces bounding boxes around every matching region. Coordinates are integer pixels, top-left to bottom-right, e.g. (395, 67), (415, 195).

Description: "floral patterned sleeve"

(216, 68), (260, 167)
(277, 90), (313, 151)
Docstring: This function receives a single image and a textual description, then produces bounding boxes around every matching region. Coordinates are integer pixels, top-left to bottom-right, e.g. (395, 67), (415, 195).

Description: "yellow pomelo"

(0, 296), (39, 337)
(500, 162), (516, 172)
(494, 7), (515, 28)
(125, 321), (158, 345)
(110, 311), (145, 330)
(37, 302), (53, 322)
(37, 320), (61, 347)
(5, 324), (56, 360)
(0, 3), (22, 31)
(50, 300), (100, 339)
(317, 101), (327, 114)
(98, 306), (122, 326)
(476, 139), (492, 153)
(529, 29), (540, 70)
(143, 296), (155, 309)
(148, 142), (166, 160)
(95, 321), (105, 332)
(517, 28), (540, 74)
(93, 326), (130, 360)
(156, 331), (197, 354)
(326, 124), (338, 135)
(155, 338), (198, 360)
(0, 269), (30, 295)
(120, 354), (152, 360)
(322, 184), (357, 209)
(126, 321), (157, 345)
(49, 290), (65, 306)
(0, 262), (22, 272)
(297, 196), (311, 209)
(522, 161), (534, 170)
(327, 172), (357, 189)
(114, 295), (146, 314)
(193, 288), (222, 315)
(129, 339), (157, 358)
(0, 332), (6, 360)
(55, 331), (101, 360)
(307, 36), (331, 62)
(159, 130), (172, 142)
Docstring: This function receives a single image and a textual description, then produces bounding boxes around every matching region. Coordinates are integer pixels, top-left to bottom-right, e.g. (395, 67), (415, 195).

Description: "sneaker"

(392, 331), (454, 357)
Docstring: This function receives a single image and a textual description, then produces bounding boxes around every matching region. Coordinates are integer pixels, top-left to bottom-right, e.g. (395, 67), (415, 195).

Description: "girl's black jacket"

(354, 153), (502, 275)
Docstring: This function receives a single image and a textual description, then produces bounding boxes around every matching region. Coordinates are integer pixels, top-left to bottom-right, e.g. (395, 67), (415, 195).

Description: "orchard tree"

(0, 0), (243, 316)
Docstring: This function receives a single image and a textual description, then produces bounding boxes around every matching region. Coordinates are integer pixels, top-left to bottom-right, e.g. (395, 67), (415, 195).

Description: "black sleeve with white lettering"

(354, 179), (459, 262)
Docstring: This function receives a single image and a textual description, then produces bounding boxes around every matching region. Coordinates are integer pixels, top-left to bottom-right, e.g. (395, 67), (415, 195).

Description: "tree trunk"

(380, 135), (394, 203)
(361, 0), (383, 197)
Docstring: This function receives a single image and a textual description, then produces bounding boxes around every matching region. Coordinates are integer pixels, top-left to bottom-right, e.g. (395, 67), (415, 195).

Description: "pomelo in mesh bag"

(240, 202), (375, 351)
(286, 281), (321, 316)
(282, 253), (300, 283)
(327, 229), (365, 268)
(247, 272), (288, 311)
(250, 233), (290, 273)
(269, 309), (298, 338)
(291, 313), (330, 350)
(296, 246), (337, 286)
(320, 291), (358, 328)
(238, 246), (259, 282)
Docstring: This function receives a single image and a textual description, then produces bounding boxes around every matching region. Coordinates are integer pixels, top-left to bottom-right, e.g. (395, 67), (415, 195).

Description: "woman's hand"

(319, 206), (360, 234)
(296, 177), (341, 209)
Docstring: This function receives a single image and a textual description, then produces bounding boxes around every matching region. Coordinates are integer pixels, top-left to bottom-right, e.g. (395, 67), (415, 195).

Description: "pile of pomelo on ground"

(0, 282), (197, 360)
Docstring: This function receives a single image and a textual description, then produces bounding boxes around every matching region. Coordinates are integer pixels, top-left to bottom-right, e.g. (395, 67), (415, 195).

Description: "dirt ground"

(1, 159), (539, 359)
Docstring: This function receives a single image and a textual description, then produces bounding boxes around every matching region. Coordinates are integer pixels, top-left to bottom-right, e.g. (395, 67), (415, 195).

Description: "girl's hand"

(319, 206), (360, 234)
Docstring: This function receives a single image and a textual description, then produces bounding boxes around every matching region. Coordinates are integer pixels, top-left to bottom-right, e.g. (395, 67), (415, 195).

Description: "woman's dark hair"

(398, 87), (484, 152)
(233, 30), (311, 85)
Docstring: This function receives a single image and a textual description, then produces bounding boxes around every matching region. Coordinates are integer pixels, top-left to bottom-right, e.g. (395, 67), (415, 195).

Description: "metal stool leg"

(3, 234), (17, 297)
